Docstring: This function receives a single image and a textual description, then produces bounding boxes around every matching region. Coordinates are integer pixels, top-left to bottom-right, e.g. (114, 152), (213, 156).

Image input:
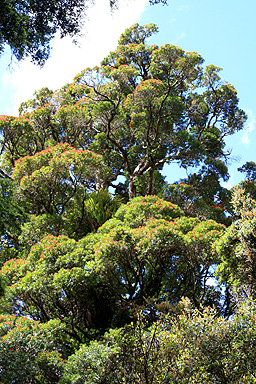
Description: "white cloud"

(174, 32), (186, 44)
(177, 4), (190, 13)
(1, 0), (147, 115)
(242, 111), (255, 145)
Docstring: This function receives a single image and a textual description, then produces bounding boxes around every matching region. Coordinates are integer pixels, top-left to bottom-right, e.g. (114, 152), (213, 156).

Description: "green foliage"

(215, 187), (256, 299)
(161, 182), (210, 217)
(0, 22), (252, 383)
(238, 161), (256, 181)
(0, 23), (246, 201)
(0, 234), (107, 342)
(95, 210), (225, 309)
(0, 0), (86, 65)
(161, 180), (232, 226)
(0, 196), (226, 343)
(0, 177), (26, 264)
(114, 195), (183, 227)
(11, 143), (109, 239)
(0, 1), (167, 65)
(0, 315), (71, 383)
(17, 189), (122, 249)
(73, 23), (246, 198)
(84, 189), (123, 231)
(18, 214), (70, 252)
(61, 341), (116, 384)
(61, 299), (256, 383)
(118, 22), (159, 45)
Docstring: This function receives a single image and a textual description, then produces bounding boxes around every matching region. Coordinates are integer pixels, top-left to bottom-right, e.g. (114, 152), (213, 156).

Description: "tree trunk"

(146, 169), (154, 195)
(128, 177), (137, 199)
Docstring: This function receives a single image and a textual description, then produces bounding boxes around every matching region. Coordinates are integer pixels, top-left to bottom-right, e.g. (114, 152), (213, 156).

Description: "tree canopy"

(0, 0), (167, 65)
(0, 23), (255, 383)
(0, 0), (88, 64)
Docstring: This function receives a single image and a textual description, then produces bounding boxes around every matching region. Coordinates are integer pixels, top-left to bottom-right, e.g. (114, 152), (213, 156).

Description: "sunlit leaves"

(0, 234), (101, 340)
(0, 315), (70, 383)
(118, 23), (159, 46)
(13, 143), (104, 215)
(114, 195), (183, 227)
(215, 187), (256, 298)
(95, 196), (225, 306)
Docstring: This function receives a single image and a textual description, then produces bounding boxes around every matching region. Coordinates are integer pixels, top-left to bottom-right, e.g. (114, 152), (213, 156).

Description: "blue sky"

(0, 0), (255, 187)
(140, 0), (256, 187)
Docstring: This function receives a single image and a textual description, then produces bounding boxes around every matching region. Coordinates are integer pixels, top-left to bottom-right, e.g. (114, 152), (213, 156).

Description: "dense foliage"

(0, 0), (87, 64)
(0, 23), (255, 382)
(0, 0), (167, 64)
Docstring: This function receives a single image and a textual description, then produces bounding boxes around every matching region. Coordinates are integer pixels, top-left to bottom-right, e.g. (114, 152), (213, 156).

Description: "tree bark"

(128, 177), (137, 199)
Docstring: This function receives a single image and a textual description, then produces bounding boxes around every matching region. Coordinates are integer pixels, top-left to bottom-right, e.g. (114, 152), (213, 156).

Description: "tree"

(0, 196), (226, 342)
(215, 186), (256, 301)
(0, 315), (74, 384)
(12, 143), (112, 239)
(161, 179), (232, 226)
(0, 314), (72, 383)
(0, 1), (167, 65)
(236, 161), (256, 202)
(98, 196), (226, 311)
(0, 177), (26, 265)
(71, 24), (246, 198)
(0, 24), (246, 200)
(238, 161), (256, 182)
(0, 22), (252, 383)
(0, 0), (87, 65)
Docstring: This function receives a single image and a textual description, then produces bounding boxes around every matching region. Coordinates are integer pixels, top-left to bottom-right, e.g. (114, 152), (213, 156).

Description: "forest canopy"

(0, 23), (255, 383)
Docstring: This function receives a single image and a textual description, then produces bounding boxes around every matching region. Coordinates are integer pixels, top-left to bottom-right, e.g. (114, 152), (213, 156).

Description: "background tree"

(216, 186), (256, 302)
(0, 1), (167, 65)
(0, 0), (87, 65)
(161, 179), (232, 226)
(236, 161), (256, 201)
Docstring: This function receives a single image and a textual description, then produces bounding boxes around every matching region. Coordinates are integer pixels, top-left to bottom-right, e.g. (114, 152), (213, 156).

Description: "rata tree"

(13, 143), (105, 212)
(96, 196), (226, 312)
(0, 24), (246, 199)
(70, 23), (246, 198)
(12, 142), (110, 240)
(0, 314), (73, 383)
(0, 86), (93, 172)
(0, 196), (226, 343)
(0, 234), (114, 343)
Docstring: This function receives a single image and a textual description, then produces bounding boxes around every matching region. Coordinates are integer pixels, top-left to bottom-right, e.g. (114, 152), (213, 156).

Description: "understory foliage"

(62, 299), (256, 384)
(0, 23), (255, 382)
